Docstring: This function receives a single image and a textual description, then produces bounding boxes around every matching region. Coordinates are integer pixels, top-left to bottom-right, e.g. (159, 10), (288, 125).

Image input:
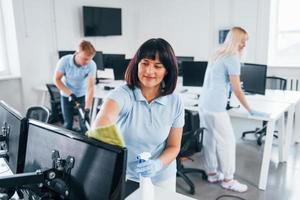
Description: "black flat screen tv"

(83, 6), (122, 36)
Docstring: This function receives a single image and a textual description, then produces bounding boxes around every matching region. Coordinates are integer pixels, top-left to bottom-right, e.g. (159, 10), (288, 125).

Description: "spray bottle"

(137, 152), (155, 200)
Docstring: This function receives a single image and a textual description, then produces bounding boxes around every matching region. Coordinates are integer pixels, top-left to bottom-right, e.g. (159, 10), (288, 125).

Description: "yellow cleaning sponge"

(86, 124), (125, 147)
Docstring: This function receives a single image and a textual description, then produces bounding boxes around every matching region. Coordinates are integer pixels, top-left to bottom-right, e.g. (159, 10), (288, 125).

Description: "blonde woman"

(199, 27), (267, 192)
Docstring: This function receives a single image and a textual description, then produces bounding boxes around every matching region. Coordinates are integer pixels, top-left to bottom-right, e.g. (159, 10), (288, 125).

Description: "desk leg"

(280, 105), (294, 162)
(278, 115), (285, 162)
(294, 103), (300, 143)
(258, 120), (275, 190)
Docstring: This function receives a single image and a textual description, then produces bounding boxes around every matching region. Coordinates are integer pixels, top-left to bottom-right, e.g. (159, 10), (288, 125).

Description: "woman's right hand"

(249, 109), (270, 118)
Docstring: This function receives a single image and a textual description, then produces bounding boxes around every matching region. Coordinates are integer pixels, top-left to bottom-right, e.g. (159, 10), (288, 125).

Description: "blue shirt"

(107, 85), (184, 183)
(200, 55), (240, 112)
(56, 54), (96, 97)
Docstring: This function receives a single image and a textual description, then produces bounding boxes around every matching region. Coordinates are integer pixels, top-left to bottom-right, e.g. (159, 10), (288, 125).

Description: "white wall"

(5, 0), (274, 110)
(0, 77), (24, 112)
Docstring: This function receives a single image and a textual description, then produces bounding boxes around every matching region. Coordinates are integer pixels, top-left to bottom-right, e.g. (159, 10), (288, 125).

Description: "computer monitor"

(182, 61), (208, 86)
(93, 51), (105, 71)
(58, 51), (75, 58)
(103, 53), (126, 68)
(240, 63), (267, 95)
(176, 56), (194, 76)
(0, 101), (27, 174)
(112, 59), (130, 80)
(23, 120), (127, 200)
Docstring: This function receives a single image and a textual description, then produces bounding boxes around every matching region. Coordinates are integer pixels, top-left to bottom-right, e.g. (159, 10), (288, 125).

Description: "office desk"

(126, 186), (196, 200)
(243, 90), (300, 143)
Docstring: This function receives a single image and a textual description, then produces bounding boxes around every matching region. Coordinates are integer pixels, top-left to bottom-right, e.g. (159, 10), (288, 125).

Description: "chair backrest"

(45, 84), (64, 123)
(266, 76), (287, 90)
(46, 84), (61, 102)
(179, 109), (204, 157)
(26, 106), (50, 122)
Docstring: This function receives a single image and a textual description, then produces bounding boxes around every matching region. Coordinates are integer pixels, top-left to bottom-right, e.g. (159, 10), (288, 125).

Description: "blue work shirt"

(200, 55), (240, 112)
(107, 85), (184, 183)
(56, 54), (96, 97)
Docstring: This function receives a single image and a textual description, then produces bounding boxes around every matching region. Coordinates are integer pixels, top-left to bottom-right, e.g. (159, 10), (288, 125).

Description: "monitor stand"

(226, 91), (240, 110)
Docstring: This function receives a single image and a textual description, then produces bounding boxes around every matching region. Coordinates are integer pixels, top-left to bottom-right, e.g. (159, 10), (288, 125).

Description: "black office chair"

(176, 109), (207, 195)
(242, 76), (287, 145)
(26, 106), (50, 122)
(46, 84), (64, 124)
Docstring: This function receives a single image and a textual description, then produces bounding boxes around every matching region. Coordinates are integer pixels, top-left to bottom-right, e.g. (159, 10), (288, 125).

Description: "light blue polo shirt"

(199, 55), (240, 112)
(107, 85), (184, 183)
(55, 54), (96, 97)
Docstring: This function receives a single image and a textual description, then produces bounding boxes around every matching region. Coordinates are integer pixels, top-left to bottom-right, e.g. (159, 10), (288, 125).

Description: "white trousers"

(200, 110), (236, 180)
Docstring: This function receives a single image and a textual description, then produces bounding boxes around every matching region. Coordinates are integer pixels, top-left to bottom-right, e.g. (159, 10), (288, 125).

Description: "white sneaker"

(221, 180), (248, 192)
(207, 172), (224, 183)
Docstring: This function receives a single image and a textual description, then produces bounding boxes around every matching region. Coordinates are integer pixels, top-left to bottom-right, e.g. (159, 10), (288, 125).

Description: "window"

(0, 5), (9, 76)
(268, 0), (300, 66)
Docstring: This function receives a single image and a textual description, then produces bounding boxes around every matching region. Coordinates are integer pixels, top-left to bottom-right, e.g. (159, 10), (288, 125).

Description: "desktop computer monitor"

(0, 101), (27, 174)
(23, 120), (127, 200)
(93, 51), (105, 71)
(112, 59), (130, 80)
(240, 63), (267, 95)
(182, 61), (208, 86)
(103, 54), (126, 68)
(176, 56), (194, 76)
(58, 51), (75, 58)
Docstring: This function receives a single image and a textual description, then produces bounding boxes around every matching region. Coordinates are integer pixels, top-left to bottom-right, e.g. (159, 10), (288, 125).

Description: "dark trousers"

(61, 96), (86, 132)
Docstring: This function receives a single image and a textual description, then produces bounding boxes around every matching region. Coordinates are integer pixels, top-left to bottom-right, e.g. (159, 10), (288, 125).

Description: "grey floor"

(176, 137), (300, 200)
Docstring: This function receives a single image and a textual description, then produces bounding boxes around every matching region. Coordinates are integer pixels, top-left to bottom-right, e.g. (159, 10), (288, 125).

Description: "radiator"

(286, 77), (300, 91)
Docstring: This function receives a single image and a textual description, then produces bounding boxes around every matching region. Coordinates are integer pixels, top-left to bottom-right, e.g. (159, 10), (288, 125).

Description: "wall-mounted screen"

(83, 6), (122, 36)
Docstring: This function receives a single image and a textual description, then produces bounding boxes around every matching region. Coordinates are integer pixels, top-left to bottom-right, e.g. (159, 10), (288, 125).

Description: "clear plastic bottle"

(137, 152), (155, 200)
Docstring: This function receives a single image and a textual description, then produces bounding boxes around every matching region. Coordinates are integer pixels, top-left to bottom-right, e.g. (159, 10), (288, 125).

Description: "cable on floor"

(216, 194), (247, 200)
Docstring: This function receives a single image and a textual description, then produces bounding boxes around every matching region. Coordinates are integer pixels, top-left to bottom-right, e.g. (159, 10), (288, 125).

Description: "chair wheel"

(257, 139), (262, 146)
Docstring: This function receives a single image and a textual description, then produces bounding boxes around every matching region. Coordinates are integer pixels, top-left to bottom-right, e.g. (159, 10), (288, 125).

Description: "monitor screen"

(240, 63), (267, 95)
(23, 120), (127, 200)
(83, 6), (122, 36)
(58, 51), (75, 58)
(103, 53), (126, 68)
(112, 59), (130, 80)
(93, 51), (104, 71)
(0, 101), (27, 174)
(182, 61), (208, 86)
(176, 56), (194, 76)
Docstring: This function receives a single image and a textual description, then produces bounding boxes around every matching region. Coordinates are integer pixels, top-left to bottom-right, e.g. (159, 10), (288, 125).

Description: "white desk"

(126, 186), (196, 200)
(229, 98), (292, 190)
(242, 90), (300, 143)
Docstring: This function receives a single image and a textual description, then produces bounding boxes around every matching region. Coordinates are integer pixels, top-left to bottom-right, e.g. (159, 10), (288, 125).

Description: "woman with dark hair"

(92, 38), (184, 191)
